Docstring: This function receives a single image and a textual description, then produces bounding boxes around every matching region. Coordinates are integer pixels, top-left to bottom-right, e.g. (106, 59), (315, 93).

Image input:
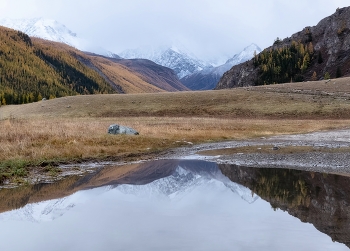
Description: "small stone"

(273, 146), (280, 150)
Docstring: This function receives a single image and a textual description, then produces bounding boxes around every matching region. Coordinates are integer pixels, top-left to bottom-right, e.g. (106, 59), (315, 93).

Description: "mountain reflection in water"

(0, 160), (348, 251)
(220, 164), (350, 248)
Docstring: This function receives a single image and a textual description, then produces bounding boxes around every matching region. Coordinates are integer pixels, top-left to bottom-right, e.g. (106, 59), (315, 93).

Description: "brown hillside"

(2, 77), (350, 120)
(33, 39), (169, 94)
(82, 53), (189, 93)
(111, 58), (190, 92)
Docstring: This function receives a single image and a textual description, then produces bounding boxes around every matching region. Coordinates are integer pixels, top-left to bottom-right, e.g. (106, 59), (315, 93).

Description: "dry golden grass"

(1, 116), (349, 164)
(1, 78), (350, 182)
(89, 56), (165, 93)
(2, 80), (350, 120)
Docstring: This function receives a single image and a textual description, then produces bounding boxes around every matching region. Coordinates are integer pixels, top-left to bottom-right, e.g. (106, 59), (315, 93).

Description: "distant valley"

(180, 44), (261, 90)
(0, 24), (188, 104)
(2, 6), (350, 104)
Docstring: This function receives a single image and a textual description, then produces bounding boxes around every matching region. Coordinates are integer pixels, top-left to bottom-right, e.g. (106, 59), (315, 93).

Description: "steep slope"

(112, 58), (189, 92)
(0, 27), (116, 105)
(83, 53), (189, 93)
(120, 46), (210, 79)
(216, 7), (350, 89)
(0, 17), (187, 93)
(0, 25), (187, 105)
(76, 53), (166, 94)
(181, 44), (261, 90)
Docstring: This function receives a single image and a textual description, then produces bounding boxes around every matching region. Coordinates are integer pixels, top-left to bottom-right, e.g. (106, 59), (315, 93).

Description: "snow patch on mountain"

(120, 46), (211, 79)
(226, 43), (261, 66)
(180, 43), (262, 90)
(0, 18), (79, 46)
(0, 17), (119, 58)
(206, 43), (262, 77)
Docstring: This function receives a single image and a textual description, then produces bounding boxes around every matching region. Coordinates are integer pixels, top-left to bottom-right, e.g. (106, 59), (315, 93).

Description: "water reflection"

(0, 160), (348, 251)
(220, 164), (350, 248)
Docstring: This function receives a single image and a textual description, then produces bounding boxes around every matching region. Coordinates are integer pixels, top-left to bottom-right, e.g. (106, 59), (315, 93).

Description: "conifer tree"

(324, 72), (331, 80)
(311, 71), (317, 81)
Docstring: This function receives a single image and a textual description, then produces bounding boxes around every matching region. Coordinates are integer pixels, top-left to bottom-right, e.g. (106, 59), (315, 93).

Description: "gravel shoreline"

(162, 129), (350, 175)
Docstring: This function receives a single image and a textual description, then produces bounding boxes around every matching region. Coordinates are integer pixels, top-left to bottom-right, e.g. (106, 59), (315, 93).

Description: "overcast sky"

(1, 0), (350, 62)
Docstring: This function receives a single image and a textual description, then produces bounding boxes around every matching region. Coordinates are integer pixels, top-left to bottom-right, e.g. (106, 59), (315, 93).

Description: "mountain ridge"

(120, 46), (211, 79)
(0, 17), (119, 58)
(181, 44), (261, 90)
(216, 7), (350, 89)
(0, 25), (187, 104)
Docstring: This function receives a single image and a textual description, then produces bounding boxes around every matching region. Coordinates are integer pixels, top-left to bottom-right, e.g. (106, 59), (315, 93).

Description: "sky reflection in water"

(0, 160), (348, 251)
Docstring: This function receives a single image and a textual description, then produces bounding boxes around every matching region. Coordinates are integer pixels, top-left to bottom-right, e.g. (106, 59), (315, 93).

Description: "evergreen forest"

(253, 40), (317, 85)
(0, 26), (116, 105)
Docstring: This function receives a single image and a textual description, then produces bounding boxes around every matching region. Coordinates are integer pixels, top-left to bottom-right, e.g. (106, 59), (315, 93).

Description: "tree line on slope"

(0, 27), (115, 105)
(253, 40), (317, 85)
(252, 39), (341, 85)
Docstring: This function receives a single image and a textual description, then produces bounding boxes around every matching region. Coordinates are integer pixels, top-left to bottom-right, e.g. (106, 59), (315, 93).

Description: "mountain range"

(0, 24), (188, 104)
(0, 17), (261, 92)
(120, 46), (211, 79)
(181, 44), (261, 90)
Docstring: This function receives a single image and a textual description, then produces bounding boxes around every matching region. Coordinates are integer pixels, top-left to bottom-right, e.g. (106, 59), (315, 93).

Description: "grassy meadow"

(1, 78), (350, 183)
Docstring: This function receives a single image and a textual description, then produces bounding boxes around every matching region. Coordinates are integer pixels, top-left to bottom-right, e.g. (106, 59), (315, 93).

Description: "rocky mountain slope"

(181, 44), (261, 90)
(120, 46), (210, 79)
(216, 7), (350, 89)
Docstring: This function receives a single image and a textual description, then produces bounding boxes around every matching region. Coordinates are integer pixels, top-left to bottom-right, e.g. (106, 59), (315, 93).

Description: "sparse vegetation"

(273, 37), (282, 45)
(324, 72), (331, 80)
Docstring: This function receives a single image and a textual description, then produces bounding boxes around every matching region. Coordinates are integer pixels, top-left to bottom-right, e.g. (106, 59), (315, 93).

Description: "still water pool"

(0, 160), (348, 250)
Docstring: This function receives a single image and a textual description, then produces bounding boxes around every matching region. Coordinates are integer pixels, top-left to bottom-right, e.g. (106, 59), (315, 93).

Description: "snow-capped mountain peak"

(0, 17), (119, 58)
(0, 17), (79, 47)
(225, 43), (261, 65)
(180, 43), (261, 90)
(120, 45), (211, 79)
